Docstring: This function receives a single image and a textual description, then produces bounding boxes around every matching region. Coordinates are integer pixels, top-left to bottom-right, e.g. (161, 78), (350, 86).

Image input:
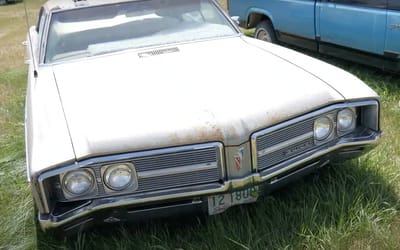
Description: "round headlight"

(314, 117), (332, 141)
(104, 164), (133, 191)
(63, 169), (94, 196)
(337, 108), (355, 131)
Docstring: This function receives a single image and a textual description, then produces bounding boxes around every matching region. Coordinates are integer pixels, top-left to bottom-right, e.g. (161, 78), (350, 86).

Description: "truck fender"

(245, 7), (275, 29)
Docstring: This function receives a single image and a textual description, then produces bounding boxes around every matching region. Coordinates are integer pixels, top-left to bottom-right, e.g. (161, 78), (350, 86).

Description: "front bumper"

(38, 129), (380, 232)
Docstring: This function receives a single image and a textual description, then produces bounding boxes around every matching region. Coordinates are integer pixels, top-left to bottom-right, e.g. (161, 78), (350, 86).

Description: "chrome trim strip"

(137, 162), (218, 179)
(257, 131), (314, 157)
(37, 176), (52, 214)
(53, 201), (92, 218)
(268, 161), (324, 185)
(127, 199), (202, 214)
(39, 131), (380, 231)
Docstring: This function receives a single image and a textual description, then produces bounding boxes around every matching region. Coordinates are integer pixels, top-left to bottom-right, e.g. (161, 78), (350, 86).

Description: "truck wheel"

(255, 20), (277, 43)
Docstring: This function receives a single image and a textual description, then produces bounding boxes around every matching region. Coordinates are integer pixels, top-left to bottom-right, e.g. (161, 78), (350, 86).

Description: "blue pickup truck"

(228, 0), (400, 72)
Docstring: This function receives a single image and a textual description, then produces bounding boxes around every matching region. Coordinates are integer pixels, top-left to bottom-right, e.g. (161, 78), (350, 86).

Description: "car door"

(316, 0), (387, 56)
(385, 1), (400, 58)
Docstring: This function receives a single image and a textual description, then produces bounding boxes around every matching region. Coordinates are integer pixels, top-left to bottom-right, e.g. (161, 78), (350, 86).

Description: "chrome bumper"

(39, 129), (380, 231)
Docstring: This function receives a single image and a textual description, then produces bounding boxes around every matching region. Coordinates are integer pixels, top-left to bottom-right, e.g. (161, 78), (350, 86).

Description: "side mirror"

(231, 16), (240, 25)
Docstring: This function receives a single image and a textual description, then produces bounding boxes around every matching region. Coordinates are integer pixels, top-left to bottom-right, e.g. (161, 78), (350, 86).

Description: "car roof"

(43, 0), (138, 12)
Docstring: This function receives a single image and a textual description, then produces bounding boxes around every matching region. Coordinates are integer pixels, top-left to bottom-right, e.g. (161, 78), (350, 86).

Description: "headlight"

(63, 169), (95, 196)
(314, 117), (332, 141)
(103, 163), (134, 191)
(337, 108), (355, 131)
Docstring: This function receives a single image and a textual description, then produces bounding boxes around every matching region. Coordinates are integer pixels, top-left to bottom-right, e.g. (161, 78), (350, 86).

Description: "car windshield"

(45, 0), (237, 63)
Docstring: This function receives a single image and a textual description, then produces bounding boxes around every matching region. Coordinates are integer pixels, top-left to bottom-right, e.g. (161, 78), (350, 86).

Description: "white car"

(25, 0), (381, 234)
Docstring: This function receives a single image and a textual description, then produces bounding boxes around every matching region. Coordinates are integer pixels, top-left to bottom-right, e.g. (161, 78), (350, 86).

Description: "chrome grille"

(133, 149), (218, 172)
(94, 145), (222, 196)
(253, 111), (338, 171)
(132, 147), (222, 192)
(98, 143), (223, 195)
(138, 169), (221, 191)
(256, 120), (314, 150)
(54, 143), (223, 201)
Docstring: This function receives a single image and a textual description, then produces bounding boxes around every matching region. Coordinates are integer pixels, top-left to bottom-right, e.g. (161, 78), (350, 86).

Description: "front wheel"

(255, 20), (277, 43)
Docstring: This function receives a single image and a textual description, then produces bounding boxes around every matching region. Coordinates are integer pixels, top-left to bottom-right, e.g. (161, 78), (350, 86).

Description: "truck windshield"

(45, 0), (237, 63)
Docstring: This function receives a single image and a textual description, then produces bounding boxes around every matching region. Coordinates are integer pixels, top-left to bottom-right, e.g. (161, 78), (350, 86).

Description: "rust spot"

(169, 125), (225, 145)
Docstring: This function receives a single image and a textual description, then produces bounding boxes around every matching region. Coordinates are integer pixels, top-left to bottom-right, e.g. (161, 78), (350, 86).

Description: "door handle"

(390, 24), (400, 30)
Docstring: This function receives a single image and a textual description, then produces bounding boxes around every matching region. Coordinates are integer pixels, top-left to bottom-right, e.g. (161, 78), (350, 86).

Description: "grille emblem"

(282, 141), (314, 157)
(234, 147), (244, 171)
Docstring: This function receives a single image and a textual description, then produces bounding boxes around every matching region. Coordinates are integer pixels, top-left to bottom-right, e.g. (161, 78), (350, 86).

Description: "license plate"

(208, 186), (259, 215)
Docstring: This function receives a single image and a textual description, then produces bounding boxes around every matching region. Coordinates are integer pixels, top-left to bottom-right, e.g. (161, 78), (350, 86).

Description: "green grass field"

(1, 1), (399, 249)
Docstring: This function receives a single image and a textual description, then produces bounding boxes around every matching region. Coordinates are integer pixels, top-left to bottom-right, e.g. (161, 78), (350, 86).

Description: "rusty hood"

(52, 36), (359, 160)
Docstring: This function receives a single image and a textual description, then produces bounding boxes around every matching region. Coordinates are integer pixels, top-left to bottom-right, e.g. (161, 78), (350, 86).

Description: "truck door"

(229, 0), (316, 39)
(385, 1), (400, 58)
(317, 0), (387, 56)
(269, 0), (316, 40)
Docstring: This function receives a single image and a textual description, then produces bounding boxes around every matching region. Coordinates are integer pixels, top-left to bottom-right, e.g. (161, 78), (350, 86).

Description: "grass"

(0, 1), (399, 249)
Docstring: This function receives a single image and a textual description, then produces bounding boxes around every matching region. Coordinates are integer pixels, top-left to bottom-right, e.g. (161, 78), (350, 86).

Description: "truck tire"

(255, 20), (277, 43)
